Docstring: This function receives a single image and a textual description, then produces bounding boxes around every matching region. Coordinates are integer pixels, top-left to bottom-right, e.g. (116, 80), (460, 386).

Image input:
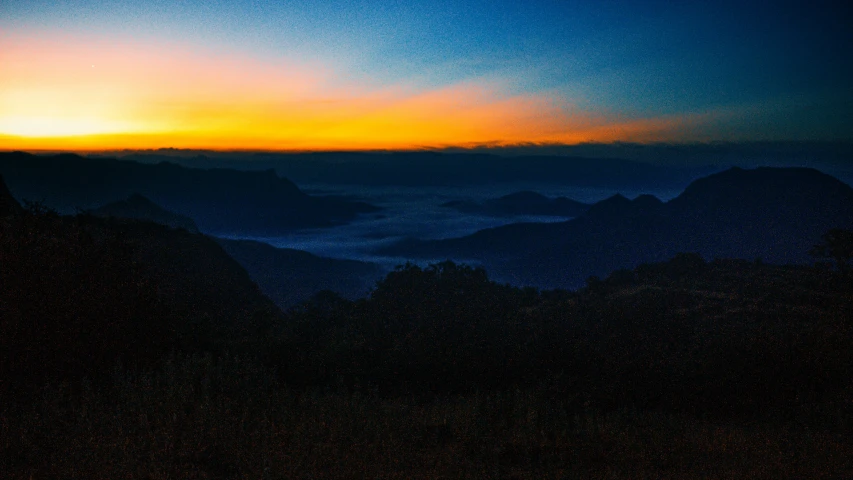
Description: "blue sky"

(2, 0), (851, 149)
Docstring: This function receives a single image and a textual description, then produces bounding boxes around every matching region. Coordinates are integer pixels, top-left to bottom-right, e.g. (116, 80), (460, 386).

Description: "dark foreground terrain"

(2, 175), (853, 478)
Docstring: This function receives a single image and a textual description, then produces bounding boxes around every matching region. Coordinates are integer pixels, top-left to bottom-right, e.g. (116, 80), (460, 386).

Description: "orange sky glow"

(0, 32), (706, 151)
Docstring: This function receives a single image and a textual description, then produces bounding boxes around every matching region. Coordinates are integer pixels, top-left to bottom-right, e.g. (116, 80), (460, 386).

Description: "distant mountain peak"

(496, 191), (549, 203)
(444, 190), (589, 217)
(125, 193), (157, 205)
(584, 193), (633, 217)
(386, 166), (853, 290)
(671, 166), (853, 213)
(632, 194), (663, 206)
(93, 194), (200, 233)
(605, 193), (630, 202)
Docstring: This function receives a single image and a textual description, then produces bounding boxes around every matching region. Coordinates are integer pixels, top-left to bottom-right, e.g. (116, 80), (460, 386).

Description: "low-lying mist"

(224, 183), (683, 268)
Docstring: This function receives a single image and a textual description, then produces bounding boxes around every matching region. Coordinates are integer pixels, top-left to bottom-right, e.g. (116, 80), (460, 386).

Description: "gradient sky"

(1, 0), (851, 151)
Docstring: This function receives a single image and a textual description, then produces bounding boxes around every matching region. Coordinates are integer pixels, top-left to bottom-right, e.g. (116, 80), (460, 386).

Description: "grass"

(4, 354), (852, 479)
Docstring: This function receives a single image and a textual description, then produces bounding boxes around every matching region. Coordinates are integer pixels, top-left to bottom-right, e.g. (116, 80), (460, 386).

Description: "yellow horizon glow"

(0, 32), (709, 151)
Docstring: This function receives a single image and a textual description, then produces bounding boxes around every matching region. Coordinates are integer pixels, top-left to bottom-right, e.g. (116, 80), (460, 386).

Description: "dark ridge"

(0, 151), (379, 235)
(105, 218), (280, 327)
(582, 193), (632, 217)
(442, 190), (590, 217)
(89, 193), (383, 310)
(0, 204), (281, 394)
(669, 166), (853, 216)
(92, 194), (200, 233)
(123, 150), (715, 189)
(632, 194), (663, 209)
(383, 167), (853, 289)
(215, 238), (385, 309)
(494, 190), (550, 203)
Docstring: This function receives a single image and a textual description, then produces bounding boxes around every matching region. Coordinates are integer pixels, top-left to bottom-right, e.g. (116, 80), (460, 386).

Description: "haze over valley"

(3, 0), (853, 476)
(3, 147), (852, 302)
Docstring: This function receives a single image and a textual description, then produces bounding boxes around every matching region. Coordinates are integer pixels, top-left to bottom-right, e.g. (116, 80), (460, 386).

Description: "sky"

(1, 0), (851, 151)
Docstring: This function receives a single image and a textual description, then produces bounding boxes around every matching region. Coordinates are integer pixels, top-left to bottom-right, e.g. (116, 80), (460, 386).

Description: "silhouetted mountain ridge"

(86, 194), (383, 308)
(442, 191), (590, 217)
(0, 177), (281, 391)
(382, 167), (853, 288)
(0, 151), (379, 234)
(0, 170), (281, 338)
(215, 238), (385, 309)
(109, 219), (279, 329)
(121, 150), (716, 189)
(92, 194), (200, 233)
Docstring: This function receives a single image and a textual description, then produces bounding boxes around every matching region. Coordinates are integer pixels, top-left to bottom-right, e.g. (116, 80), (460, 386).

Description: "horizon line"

(3, 139), (853, 156)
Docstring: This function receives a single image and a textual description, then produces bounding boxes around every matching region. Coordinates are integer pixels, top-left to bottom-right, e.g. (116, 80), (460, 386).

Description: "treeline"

(273, 256), (853, 426)
(3, 202), (853, 427)
(3, 201), (853, 477)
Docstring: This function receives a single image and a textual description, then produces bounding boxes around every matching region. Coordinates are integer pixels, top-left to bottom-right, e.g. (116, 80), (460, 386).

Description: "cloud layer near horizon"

(0, 32), (735, 151)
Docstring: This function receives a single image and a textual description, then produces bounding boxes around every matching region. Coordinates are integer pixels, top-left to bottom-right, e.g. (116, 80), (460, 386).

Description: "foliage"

(0, 204), (173, 395)
(3, 203), (853, 477)
(278, 261), (543, 393)
(810, 228), (853, 273)
(4, 354), (852, 479)
(274, 257), (853, 429)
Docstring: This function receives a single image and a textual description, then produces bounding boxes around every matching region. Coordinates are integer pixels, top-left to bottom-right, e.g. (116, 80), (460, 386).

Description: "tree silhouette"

(810, 228), (853, 273)
(370, 261), (505, 333)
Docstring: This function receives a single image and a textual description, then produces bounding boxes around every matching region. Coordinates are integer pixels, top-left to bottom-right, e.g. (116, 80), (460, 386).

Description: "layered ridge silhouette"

(441, 191), (590, 217)
(0, 151), (379, 235)
(382, 167), (853, 289)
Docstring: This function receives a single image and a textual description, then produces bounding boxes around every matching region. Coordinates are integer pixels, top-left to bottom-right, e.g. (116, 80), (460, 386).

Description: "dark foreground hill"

(5, 253), (852, 478)
(384, 167), (853, 289)
(0, 151), (378, 234)
(85, 195), (385, 309)
(279, 257), (853, 414)
(215, 238), (385, 309)
(0, 185), (280, 394)
(4, 171), (853, 477)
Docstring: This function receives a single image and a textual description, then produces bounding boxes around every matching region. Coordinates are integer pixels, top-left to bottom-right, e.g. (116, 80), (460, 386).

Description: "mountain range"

(42, 188), (383, 310)
(92, 194), (200, 233)
(382, 167), (853, 289)
(6, 153), (852, 296)
(71, 190), (383, 309)
(119, 151), (717, 189)
(0, 151), (378, 235)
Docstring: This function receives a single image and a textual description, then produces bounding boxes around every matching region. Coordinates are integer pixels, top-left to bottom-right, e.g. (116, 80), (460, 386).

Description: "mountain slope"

(383, 167), (853, 289)
(215, 238), (385, 309)
(92, 194), (200, 233)
(121, 151), (716, 189)
(0, 174), (282, 391)
(87, 194), (379, 309)
(0, 151), (378, 234)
